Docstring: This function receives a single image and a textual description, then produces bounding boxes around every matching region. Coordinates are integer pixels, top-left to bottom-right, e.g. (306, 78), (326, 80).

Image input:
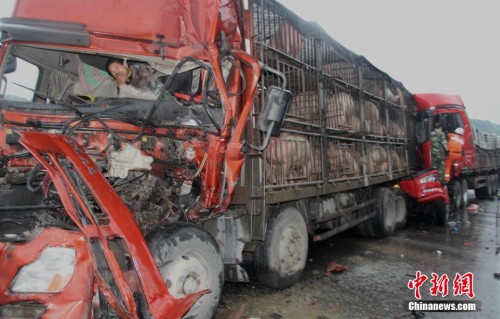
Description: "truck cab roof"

(412, 93), (465, 112)
(7, 0), (238, 60)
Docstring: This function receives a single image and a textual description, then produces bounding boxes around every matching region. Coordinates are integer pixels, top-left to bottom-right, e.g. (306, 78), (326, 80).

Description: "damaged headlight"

(0, 302), (46, 319)
(419, 173), (438, 184)
(10, 247), (76, 293)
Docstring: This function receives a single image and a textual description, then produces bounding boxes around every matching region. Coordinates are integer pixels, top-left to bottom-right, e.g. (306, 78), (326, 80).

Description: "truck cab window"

(415, 117), (429, 144)
(437, 113), (463, 134)
(2, 56), (39, 102)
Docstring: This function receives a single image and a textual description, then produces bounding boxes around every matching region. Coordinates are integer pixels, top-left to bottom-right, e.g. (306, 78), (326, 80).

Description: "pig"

(392, 122), (405, 138)
(291, 91), (319, 123)
(391, 149), (402, 171)
(322, 63), (355, 85)
(327, 92), (360, 132)
(363, 100), (386, 135)
(328, 144), (361, 178)
(268, 22), (303, 59)
(367, 145), (388, 174)
(266, 132), (313, 185)
(363, 79), (383, 97)
(385, 86), (403, 104)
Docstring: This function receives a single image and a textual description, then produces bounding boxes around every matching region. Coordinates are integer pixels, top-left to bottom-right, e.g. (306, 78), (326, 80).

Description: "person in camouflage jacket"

(431, 122), (448, 183)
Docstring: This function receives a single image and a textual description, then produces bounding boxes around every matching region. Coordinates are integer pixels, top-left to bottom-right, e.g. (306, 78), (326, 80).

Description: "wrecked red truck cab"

(0, 0), (288, 318)
(5, 131), (208, 318)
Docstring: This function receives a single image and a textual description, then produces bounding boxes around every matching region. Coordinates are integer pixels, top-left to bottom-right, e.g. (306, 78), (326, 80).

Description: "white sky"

(1, 0), (499, 122)
(0, 1), (14, 21)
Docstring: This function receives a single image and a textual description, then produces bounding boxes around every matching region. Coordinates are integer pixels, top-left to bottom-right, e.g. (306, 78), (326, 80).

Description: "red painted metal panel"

(11, 0), (241, 60)
(13, 0), (213, 44)
(412, 93), (464, 112)
(0, 228), (94, 318)
(399, 177), (448, 204)
(17, 131), (207, 318)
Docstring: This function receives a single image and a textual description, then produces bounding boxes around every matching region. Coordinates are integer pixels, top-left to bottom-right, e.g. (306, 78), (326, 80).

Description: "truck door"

(458, 111), (475, 170)
(434, 112), (473, 172)
(415, 110), (432, 169)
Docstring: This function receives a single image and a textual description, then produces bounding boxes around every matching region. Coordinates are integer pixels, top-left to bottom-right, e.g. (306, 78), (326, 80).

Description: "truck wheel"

(254, 207), (308, 289)
(449, 180), (461, 212)
(494, 175), (499, 197)
(356, 213), (377, 237)
(372, 187), (397, 237)
(356, 206), (377, 237)
(434, 202), (449, 226)
(146, 223), (223, 319)
(476, 176), (492, 199)
(394, 193), (408, 229)
(479, 175), (495, 200)
(460, 179), (469, 208)
(488, 175), (497, 199)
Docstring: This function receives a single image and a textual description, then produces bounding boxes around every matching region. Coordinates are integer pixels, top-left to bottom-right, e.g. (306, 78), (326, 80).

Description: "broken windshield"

(0, 44), (223, 133)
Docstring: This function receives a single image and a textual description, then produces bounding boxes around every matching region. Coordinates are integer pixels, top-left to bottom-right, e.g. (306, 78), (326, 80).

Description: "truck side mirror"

(0, 75), (7, 97)
(246, 66), (291, 151)
(257, 86), (292, 137)
(5, 56), (17, 74)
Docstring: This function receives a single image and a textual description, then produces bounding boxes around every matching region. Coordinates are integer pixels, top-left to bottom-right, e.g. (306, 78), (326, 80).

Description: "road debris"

(325, 261), (347, 274)
(467, 204), (480, 213)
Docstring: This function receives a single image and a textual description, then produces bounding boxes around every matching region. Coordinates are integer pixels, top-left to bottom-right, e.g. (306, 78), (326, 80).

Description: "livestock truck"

(0, 0), (492, 318)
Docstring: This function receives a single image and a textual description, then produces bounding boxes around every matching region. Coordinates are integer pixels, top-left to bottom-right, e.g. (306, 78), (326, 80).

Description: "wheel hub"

(181, 272), (200, 294)
(163, 252), (209, 298)
(279, 228), (304, 271)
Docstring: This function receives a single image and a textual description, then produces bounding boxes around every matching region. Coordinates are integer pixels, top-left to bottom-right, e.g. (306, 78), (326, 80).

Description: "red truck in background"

(0, 0), (497, 318)
(411, 93), (500, 212)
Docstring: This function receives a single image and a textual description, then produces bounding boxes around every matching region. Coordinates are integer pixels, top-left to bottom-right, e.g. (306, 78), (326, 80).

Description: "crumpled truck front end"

(0, 228), (94, 319)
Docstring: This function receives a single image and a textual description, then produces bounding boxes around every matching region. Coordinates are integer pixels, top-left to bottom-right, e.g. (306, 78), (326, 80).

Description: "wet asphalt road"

(215, 197), (500, 319)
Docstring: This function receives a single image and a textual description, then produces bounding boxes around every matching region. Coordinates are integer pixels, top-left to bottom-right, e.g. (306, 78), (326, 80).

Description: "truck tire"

(488, 175), (497, 199)
(356, 215), (377, 237)
(433, 202), (449, 226)
(146, 223), (223, 319)
(479, 175), (494, 200)
(394, 193), (408, 229)
(476, 175), (494, 199)
(460, 179), (469, 208)
(372, 187), (397, 237)
(254, 207), (308, 289)
(494, 175), (499, 197)
(449, 180), (461, 212)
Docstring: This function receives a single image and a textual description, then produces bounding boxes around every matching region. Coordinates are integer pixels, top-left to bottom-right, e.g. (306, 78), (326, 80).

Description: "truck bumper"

(399, 169), (449, 204)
